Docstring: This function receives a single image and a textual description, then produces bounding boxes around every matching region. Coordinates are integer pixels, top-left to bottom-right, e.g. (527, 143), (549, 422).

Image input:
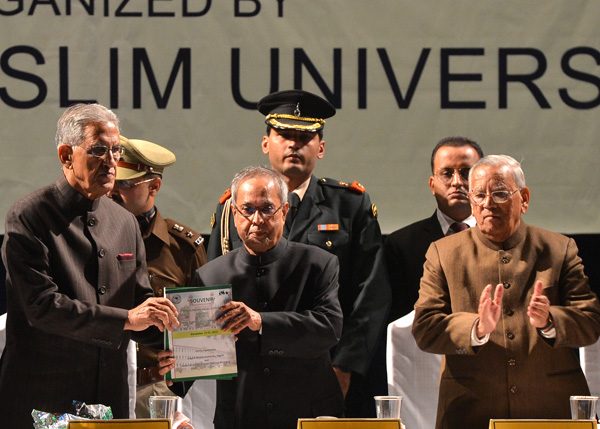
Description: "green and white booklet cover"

(164, 285), (237, 382)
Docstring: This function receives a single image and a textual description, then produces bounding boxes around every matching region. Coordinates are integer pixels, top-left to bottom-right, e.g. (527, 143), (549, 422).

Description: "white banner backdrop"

(1, 0), (599, 235)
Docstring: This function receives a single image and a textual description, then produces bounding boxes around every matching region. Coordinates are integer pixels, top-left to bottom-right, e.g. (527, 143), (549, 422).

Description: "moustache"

(451, 188), (468, 196)
(284, 152), (304, 161)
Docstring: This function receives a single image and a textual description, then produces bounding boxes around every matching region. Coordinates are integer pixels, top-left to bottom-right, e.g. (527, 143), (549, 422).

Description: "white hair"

(469, 154), (526, 189)
(231, 166), (288, 205)
(55, 103), (119, 148)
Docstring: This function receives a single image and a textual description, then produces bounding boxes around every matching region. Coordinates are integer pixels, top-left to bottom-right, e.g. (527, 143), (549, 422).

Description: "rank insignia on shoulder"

(210, 213), (216, 228)
(172, 224), (184, 232)
(319, 178), (367, 194)
(194, 236), (205, 247)
(186, 231), (193, 238)
(219, 189), (232, 204)
(349, 181), (366, 194)
(371, 204), (378, 218)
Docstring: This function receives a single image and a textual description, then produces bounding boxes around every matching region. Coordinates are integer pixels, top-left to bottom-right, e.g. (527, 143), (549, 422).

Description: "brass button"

(501, 256), (510, 264)
(325, 240), (332, 247)
(508, 358), (516, 366)
(506, 332), (515, 340)
(503, 281), (511, 289)
(510, 385), (518, 394)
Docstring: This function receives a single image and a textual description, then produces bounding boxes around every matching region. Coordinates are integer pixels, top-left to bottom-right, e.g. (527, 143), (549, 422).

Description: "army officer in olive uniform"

(109, 136), (207, 417)
(207, 90), (391, 417)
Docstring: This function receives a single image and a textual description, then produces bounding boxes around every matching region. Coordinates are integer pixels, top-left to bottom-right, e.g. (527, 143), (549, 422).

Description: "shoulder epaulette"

(165, 218), (205, 248)
(219, 189), (232, 204)
(319, 178), (366, 194)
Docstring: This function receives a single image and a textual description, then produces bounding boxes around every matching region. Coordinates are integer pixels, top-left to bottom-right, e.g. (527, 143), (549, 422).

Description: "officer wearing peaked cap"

(109, 136), (207, 417)
(258, 88), (336, 133)
(206, 89), (391, 417)
(116, 136), (176, 179)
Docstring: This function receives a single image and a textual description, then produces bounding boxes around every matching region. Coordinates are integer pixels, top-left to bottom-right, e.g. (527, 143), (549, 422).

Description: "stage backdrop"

(1, 0), (599, 235)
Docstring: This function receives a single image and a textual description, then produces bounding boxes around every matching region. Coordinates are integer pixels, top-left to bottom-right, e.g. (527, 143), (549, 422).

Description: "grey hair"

(231, 166), (288, 205)
(55, 103), (119, 148)
(469, 155), (526, 189)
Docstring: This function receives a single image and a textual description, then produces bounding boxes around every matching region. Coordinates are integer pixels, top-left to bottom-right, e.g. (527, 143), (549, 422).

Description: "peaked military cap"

(116, 136), (176, 180)
(257, 90), (336, 132)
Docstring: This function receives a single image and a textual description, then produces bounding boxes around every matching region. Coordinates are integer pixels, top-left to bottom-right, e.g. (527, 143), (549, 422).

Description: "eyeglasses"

(234, 204), (283, 220)
(434, 167), (471, 184)
(469, 189), (521, 206)
(113, 177), (155, 190)
(78, 144), (124, 159)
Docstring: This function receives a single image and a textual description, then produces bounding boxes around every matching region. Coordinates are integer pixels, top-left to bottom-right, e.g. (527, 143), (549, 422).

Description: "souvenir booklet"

(164, 285), (237, 382)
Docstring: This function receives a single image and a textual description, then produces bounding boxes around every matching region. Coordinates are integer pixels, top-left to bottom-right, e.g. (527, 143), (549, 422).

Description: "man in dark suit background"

(207, 90), (390, 416)
(0, 104), (179, 427)
(384, 136), (483, 322)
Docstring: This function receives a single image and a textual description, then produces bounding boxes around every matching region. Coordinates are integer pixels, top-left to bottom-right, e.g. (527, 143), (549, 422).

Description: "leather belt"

(137, 366), (163, 386)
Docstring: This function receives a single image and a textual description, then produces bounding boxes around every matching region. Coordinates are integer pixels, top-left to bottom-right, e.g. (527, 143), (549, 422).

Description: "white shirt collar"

(436, 208), (477, 236)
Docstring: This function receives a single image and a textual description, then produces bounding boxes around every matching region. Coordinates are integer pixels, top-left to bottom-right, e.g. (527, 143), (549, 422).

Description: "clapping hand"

(476, 284), (504, 338)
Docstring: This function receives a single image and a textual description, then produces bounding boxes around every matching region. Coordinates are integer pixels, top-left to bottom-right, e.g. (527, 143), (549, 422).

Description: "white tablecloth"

(181, 379), (216, 428)
(387, 311), (441, 429)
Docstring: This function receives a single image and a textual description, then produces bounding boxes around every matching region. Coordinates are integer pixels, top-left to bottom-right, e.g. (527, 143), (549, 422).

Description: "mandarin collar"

(55, 174), (100, 213)
(474, 221), (527, 251)
(239, 237), (288, 266)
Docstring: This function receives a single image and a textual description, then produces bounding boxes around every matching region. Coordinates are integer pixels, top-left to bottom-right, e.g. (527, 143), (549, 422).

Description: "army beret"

(257, 90), (336, 133)
(117, 136), (176, 180)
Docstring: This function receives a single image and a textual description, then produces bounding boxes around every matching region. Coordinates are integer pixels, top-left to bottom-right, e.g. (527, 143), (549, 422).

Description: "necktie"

(285, 192), (300, 230)
(448, 221), (469, 235)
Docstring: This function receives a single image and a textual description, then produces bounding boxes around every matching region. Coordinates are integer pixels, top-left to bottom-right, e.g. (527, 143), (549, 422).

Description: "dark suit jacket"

(413, 223), (600, 429)
(384, 212), (443, 322)
(207, 176), (390, 376)
(0, 175), (155, 427)
(192, 238), (344, 429)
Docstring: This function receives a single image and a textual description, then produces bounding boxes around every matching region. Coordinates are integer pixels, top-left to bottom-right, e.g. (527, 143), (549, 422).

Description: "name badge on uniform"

(318, 224), (339, 231)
